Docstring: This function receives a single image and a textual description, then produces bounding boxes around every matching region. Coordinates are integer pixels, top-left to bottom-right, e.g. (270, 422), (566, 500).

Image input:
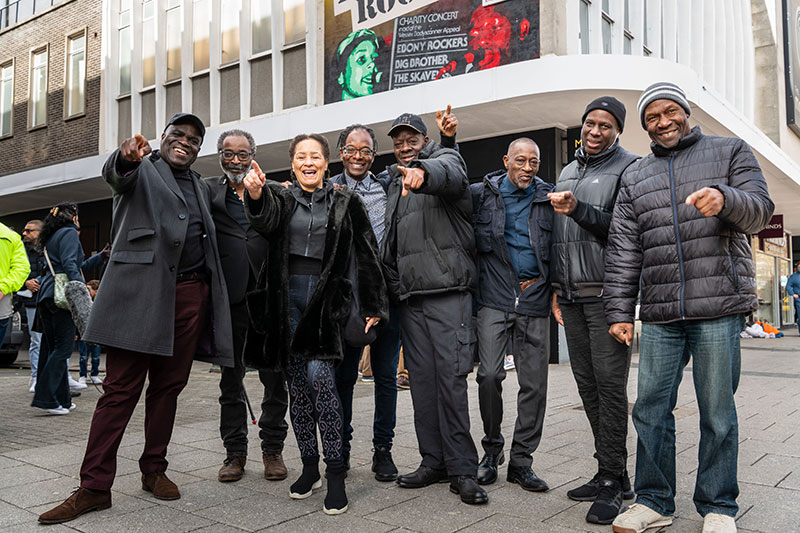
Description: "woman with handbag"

(31, 202), (84, 415)
(242, 133), (388, 515)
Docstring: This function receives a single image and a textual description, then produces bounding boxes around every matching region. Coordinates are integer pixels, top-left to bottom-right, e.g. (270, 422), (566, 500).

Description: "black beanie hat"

(581, 96), (626, 132)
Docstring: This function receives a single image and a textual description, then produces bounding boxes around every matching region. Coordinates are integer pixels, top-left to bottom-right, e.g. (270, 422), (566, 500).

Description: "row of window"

(0, 29), (86, 138)
(0, 0), (67, 31)
(579, 0), (652, 56)
(117, 0), (305, 96)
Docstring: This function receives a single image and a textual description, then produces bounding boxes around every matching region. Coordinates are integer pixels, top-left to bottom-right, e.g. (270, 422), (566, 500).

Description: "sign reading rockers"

(324, 0), (539, 104)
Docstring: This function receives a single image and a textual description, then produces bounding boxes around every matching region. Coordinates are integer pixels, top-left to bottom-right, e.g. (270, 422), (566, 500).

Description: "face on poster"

(324, 0), (539, 104)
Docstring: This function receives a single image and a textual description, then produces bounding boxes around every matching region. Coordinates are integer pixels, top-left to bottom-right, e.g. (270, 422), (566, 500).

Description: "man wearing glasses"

(205, 130), (289, 484)
(20, 220), (45, 393)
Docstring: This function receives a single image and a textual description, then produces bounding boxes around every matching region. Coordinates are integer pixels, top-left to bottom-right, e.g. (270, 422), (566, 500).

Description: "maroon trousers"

(80, 280), (209, 491)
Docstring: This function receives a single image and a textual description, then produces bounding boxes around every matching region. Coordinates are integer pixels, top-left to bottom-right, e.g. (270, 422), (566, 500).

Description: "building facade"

(1, 0), (799, 326)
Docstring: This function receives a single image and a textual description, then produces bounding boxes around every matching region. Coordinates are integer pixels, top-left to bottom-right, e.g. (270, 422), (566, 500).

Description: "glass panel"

(756, 252), (775, 325)
(0, 65), (12, 136)
(193, 0), (209, 71)
(119, 25), (132, 94)
(624, 35), (632, 55)
(580, 0), (590, 54)
(643, 0), (648, 46)
(220, 0), (241, 64)
(142, 0), (155, 87)
(624, 0), (630, 29)
(602, 18), (612, 54)
(252, 0), (272, 54)
(67, 34), (86, 116)
(283, 0), (305, 45)
(602, 0), (609, 13)
(779, 259), (793, 326)
(31, 51), (47, 127)
(166, 1), (182, 81)
(283, 44), (306, 108)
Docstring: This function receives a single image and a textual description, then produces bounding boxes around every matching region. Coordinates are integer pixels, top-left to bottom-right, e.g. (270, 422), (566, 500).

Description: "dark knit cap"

(637, 82), (691, 128)
(582, 96), (626, 132)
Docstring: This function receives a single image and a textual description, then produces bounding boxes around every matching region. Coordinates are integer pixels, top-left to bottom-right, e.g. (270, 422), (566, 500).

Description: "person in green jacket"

(0, 222), (31, 342)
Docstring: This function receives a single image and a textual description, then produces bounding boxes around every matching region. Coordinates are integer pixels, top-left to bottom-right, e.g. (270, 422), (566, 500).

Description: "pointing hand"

(398, 166), (425, 197)
(436, 104), (458, 137)
(120, 134), (152, 163)
(548, 191), (578, 215)
(685, 187), (724, 217)
(244, 161), (267, 200)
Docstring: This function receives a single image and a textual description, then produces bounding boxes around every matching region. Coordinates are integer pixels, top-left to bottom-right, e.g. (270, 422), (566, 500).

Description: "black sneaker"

(585, 478), (623, 525)
(568, 472), (635, 501)
(372, 446), (398, 482)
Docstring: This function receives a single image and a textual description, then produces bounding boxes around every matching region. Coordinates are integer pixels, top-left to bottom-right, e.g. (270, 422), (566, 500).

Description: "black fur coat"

(243, 181), (388, 371)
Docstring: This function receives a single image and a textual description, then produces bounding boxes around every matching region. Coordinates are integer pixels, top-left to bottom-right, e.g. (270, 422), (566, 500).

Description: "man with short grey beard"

(204, 129), (289, 483)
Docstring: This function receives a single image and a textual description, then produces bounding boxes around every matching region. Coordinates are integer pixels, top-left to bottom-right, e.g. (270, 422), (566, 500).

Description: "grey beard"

(223, 168), (247, 184)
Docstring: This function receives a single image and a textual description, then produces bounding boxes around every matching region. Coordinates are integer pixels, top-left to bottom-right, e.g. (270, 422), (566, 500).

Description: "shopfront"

(753, 215), (794, 328)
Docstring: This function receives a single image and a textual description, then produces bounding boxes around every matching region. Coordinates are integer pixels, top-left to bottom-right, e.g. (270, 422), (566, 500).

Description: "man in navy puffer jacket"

(605, 82), (774, 533)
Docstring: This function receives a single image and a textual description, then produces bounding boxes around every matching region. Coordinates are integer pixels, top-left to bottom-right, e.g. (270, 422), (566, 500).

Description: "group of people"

(28, 81), (773, 533)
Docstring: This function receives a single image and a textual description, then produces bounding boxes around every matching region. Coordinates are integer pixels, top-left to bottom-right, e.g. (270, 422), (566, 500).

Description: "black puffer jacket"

(604, 127), (774, 324)
(379, 140), (474, 301)
(551, 141), (639, 301)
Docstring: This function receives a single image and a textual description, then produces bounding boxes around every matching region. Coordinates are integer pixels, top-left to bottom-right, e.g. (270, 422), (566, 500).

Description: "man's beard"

(223, 167), (248, 184)
(24, 240), (41, 253)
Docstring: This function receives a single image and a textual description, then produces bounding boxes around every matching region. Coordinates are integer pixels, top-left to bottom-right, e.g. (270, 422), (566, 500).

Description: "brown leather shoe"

(218, 455), (246, 482)
(141, 472), (180, 500)
(263, 452), (288, 480)
(38, 488), (112, 524)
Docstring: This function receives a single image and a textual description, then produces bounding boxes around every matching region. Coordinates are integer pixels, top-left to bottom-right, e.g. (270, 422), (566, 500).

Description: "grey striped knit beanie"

(637, 82), (691, 128)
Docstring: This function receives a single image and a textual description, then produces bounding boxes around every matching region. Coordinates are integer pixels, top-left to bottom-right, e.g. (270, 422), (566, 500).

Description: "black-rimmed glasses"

(341, 146), (375, 158)
(219, 149), (253, 161)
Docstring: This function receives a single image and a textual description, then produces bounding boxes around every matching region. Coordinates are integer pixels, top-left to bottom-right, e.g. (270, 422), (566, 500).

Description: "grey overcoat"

(83, 149), (234, 366)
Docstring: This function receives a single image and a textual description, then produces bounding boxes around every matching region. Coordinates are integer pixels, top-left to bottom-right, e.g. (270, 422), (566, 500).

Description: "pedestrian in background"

(77, 280), (102, 385)
(20, 219), (45, 393)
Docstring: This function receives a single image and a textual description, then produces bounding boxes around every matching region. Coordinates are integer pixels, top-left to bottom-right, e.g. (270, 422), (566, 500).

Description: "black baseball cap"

(164, 112), (206, 139)
(388, 113), (427, 137)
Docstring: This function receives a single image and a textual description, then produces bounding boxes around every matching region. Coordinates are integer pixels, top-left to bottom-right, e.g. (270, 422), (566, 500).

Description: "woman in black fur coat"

(243, 133), (388, 515)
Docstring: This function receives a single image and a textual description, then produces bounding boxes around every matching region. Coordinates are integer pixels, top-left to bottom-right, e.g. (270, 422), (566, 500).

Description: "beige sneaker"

(612, 503), (673, 533)
(702, 513), (736, 533)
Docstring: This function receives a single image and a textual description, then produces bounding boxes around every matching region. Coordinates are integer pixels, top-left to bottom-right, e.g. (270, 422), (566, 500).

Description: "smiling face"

(391, 127), (428, 166)
(292, 138), (328, 192)
(644, 99), (691, 149)
(503, 140), (540, 190)
(219, 135), (252, 184)
(581, 109), (620, 156)
(160, 123), (202, 169)
(341, 40), (378, 99)
(340, 128), (375, 181)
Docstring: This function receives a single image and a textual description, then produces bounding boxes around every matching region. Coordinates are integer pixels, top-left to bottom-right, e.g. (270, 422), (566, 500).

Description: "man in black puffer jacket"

(606, 83), (774, 533)
(470, 138), (554, 495)
(549, 97), (638, 526)
(379, 113), (485, 506)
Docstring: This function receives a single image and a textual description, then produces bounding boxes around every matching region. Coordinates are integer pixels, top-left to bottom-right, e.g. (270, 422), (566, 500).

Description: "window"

(65, 31), (86, 117)
(220, 0), (240, 65)
(142, 0), (155, 87)
(283, 0), (304, 45)
(30, 48), (48, 128)
(0, 0), (68, 31)
(119, 0), (132, 94)
(165, 0), (182, 81)
(193, 0), (209, 71)
(623, 0), (633, 55)
(251, 0), (272, 55)
(579, 0), (590, 54)
(0, 62), (13, 137)
(601, 0), (613, 54)
(642, 0), (651, 56)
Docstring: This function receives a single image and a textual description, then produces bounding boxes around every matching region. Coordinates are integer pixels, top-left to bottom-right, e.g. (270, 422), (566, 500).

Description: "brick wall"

(0, 0), (102, 176)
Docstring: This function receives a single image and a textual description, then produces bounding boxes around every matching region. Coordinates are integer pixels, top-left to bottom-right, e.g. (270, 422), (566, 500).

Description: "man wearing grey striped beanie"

(604, 82), (774, 533)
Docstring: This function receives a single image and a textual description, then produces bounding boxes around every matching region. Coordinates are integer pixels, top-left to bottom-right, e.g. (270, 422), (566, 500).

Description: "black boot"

(323, 467), (348, 515)
(289, 459), (321, 500)
(372, 446), (398, 482)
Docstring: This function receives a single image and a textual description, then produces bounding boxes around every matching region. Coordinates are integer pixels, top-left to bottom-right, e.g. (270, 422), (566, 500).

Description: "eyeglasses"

(219, 149), (253, 161)
(22, 228), (39, 233)
(341, 146), (375, 158)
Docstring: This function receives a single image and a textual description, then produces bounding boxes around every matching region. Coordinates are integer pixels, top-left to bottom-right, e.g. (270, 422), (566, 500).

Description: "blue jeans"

(794, 298), (800, 334)
(634, 313), (744, 518)
(78, 339), (101, 377)
(337, 303), (401, 453)
(31, 299), (75, 410)
(26, 307), (41, 379)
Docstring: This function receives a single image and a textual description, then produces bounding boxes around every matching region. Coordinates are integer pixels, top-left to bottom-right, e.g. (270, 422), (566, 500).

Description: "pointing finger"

(436, 109), (443, 122)
(446, 104), (452, 116)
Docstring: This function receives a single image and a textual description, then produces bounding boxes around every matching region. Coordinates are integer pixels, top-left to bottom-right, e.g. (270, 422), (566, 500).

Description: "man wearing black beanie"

(547, 96), (639, 525)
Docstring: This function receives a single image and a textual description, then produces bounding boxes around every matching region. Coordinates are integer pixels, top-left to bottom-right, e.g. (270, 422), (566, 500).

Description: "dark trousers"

(79, 340), (102, 378)
(286, 274), (344, 469)
(31, 299), (75, 410)
(560, 301), (630, 479)
(476, 306), (549, 467)
(400, 292), (478, 476)
(337, 303), (401, 453)
(219, 300), (288, 456)
(79, 280), (208, 491)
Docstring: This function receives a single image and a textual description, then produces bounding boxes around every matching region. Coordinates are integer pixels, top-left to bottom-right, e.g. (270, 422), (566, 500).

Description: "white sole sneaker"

(45, 407), (70, 415)
(289, 479), (322, 499)
(612, 504), (673, 533)
(90, 376), (103, 384)
(323, 503), (348, 515)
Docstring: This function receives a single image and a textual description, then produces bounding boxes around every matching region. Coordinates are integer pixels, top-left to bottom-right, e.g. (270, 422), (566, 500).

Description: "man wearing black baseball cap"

(378, 112), (486, 505)
(548, 96), (640, 525)
(40, 113), (234, 524)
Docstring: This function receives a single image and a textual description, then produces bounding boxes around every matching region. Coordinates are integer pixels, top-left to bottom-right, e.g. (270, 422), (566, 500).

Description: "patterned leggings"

(287, 273), (345, 469)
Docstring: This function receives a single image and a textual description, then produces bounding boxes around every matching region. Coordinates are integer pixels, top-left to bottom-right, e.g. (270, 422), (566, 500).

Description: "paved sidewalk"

(0, 332), (797, 532)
